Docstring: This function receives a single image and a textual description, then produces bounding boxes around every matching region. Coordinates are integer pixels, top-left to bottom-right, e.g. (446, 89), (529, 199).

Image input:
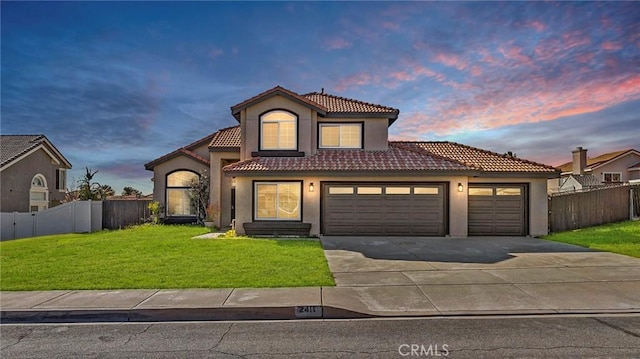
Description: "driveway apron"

(320, 236), (640, 315)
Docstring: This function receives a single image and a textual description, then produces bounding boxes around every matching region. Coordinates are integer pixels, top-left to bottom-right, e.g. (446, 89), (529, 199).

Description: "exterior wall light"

(309, 182), (314, 192)
(231, 177), (237, 188)
(458, 183), (464, 192)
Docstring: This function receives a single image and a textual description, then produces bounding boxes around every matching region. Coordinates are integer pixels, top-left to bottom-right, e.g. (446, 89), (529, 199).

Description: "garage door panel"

(323, 183), (446, 236)
(468, 184), (526, 236)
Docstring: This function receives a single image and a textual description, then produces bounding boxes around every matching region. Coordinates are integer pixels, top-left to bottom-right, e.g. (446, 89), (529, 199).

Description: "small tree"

(188, 170), (210, 225)
(122, 186), (142, 197)
(78, 167), (101, 200)
(74, 167), (115, 200)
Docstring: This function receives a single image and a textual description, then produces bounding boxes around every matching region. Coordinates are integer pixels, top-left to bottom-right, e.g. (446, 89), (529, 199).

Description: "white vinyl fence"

(1, 201), (102, 241)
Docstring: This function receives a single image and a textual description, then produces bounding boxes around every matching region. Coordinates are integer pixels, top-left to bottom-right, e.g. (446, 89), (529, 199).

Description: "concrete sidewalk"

(2, 236), (640, 323)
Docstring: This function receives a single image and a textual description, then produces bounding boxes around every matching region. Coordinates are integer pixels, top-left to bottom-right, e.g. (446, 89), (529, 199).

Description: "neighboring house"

(145, 86), (559, 237)
(0, 135), (72, 212)
(550, 147), (640, 193)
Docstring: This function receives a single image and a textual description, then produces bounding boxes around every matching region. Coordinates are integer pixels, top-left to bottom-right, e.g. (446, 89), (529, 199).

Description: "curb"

(0, 306), (372, 324)
(3, 307), (639, 324)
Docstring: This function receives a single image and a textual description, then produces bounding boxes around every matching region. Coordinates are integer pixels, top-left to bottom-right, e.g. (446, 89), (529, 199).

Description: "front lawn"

(543, 221), (640, 258)
(0, 225), (335, 290)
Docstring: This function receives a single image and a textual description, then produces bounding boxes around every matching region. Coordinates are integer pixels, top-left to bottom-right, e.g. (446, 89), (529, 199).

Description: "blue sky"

(2, 1), (639, 194)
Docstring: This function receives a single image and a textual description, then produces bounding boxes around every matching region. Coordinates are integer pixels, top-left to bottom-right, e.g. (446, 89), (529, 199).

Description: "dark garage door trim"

(321, 182), (448, 236)
(468, 183), (528, 236)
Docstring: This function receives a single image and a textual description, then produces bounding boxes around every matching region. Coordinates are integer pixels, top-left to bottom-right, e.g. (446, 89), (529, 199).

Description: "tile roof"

(1, 134), (71, 169)
(557, 149), (639, 173)
(209, 125), (241, 149)
(395, 141), (558, 173)
(224, 143), (473, 173)
(302, 92), (399, 115)
(230, 86), (399, 121)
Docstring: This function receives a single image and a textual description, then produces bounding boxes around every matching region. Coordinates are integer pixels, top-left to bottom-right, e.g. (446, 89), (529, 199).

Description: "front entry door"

(231, 188), (236, 221)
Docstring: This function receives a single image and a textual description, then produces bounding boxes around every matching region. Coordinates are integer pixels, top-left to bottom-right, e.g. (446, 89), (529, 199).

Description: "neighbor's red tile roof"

(396, 141), (558, 173)
(224, 143), (473, 173)
(557, 149), (638, 173)
(209, 125), (241, 149)
(231, 86), (399, 120)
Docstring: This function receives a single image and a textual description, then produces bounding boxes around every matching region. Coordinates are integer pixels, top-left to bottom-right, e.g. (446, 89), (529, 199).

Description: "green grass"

(543, 221), (640, 258)
(0, 225), (335, 290)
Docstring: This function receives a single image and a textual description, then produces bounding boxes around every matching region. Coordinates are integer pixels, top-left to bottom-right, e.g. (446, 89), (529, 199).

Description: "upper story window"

(319, 123), (362, 149)
(260, 110), (297, 150)
(603, 172), (621, 183)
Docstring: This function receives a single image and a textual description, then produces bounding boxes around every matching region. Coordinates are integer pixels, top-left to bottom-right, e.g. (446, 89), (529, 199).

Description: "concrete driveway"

(320, 236), (640, 316)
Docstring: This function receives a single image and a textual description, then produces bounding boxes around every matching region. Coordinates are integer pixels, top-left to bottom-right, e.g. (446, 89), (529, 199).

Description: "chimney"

(571, 147), (588, 175)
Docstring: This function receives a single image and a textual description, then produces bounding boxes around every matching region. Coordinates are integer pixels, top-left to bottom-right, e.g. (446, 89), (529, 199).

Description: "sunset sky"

(2, 1), (639, 194)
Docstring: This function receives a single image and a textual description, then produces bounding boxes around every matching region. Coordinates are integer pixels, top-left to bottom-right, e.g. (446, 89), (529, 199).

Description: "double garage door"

(322, 183), (447, 236)
(322, 182), (527, 236)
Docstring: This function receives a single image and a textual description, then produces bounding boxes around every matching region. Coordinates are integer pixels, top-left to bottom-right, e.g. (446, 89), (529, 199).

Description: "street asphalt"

(1, 236), (639, 323)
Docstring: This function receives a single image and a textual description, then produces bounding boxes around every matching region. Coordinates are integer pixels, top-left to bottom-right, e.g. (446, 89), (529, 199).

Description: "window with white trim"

(30, 174), (48, 212)
(260, 110), (297, 150)
(166, 170), (198, 216)
(255, 182), (301, 220)
(603, 172), (621, 183)
(319, 123), (362, 149)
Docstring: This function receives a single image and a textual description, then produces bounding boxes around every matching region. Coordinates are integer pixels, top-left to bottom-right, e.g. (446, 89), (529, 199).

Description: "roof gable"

(0, 134), (72, 170)
(231, 86), (327, 120)
(144, 132), (218, 170)
(230, 86), (400, 123)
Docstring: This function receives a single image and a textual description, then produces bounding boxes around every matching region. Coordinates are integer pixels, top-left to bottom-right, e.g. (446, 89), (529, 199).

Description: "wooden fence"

(548, 185), (638, 233)
(102, 199), (152, 230)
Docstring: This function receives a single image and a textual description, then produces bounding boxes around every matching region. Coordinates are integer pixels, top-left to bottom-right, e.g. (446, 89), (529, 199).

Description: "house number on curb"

(295, 306), (323, 318)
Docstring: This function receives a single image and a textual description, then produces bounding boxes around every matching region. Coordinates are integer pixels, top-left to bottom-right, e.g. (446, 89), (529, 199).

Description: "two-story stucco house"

(145, 86), (559, 237)
(549, 146), (640, 193)
(1, 135), (72, 212)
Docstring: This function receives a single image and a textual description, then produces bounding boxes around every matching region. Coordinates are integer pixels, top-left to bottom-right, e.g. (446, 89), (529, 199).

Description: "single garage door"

(322, 183), (447, 236)
(468, 184), (527, 236)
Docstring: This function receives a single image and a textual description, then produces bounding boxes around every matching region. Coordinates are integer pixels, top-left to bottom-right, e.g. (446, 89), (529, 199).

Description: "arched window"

(30, 174), (48, 212)
(260, 110), (297, 150)
(166, 170), (199, 216)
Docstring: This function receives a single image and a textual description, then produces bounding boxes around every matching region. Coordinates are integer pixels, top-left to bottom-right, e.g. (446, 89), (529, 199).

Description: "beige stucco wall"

(191, 142), (211, 159)
(209, 151), (240, 228)
(232, 174), (548, 237)
(239, 95), (391, 160)
(0, 149), (68, 212)
(241, 96), (314, 160)
(151, 155), (208, 214)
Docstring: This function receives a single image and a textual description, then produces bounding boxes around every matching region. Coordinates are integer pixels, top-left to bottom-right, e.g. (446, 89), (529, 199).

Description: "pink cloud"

(576, 53), (595, 63)
(392, 72), (640, 138)
(562, 31), (591, 49)
(433, 52), (467, 71)
(470, 66), (482, 76)
(209, 48), (224, 59)
(381, 21), (399, 30)
(525, 20), (546, 32)
(499, 46), (532, 67)
(324, 37), (352, 50)
(335, 72), (377, 91)
(602, 41), (623, 51)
